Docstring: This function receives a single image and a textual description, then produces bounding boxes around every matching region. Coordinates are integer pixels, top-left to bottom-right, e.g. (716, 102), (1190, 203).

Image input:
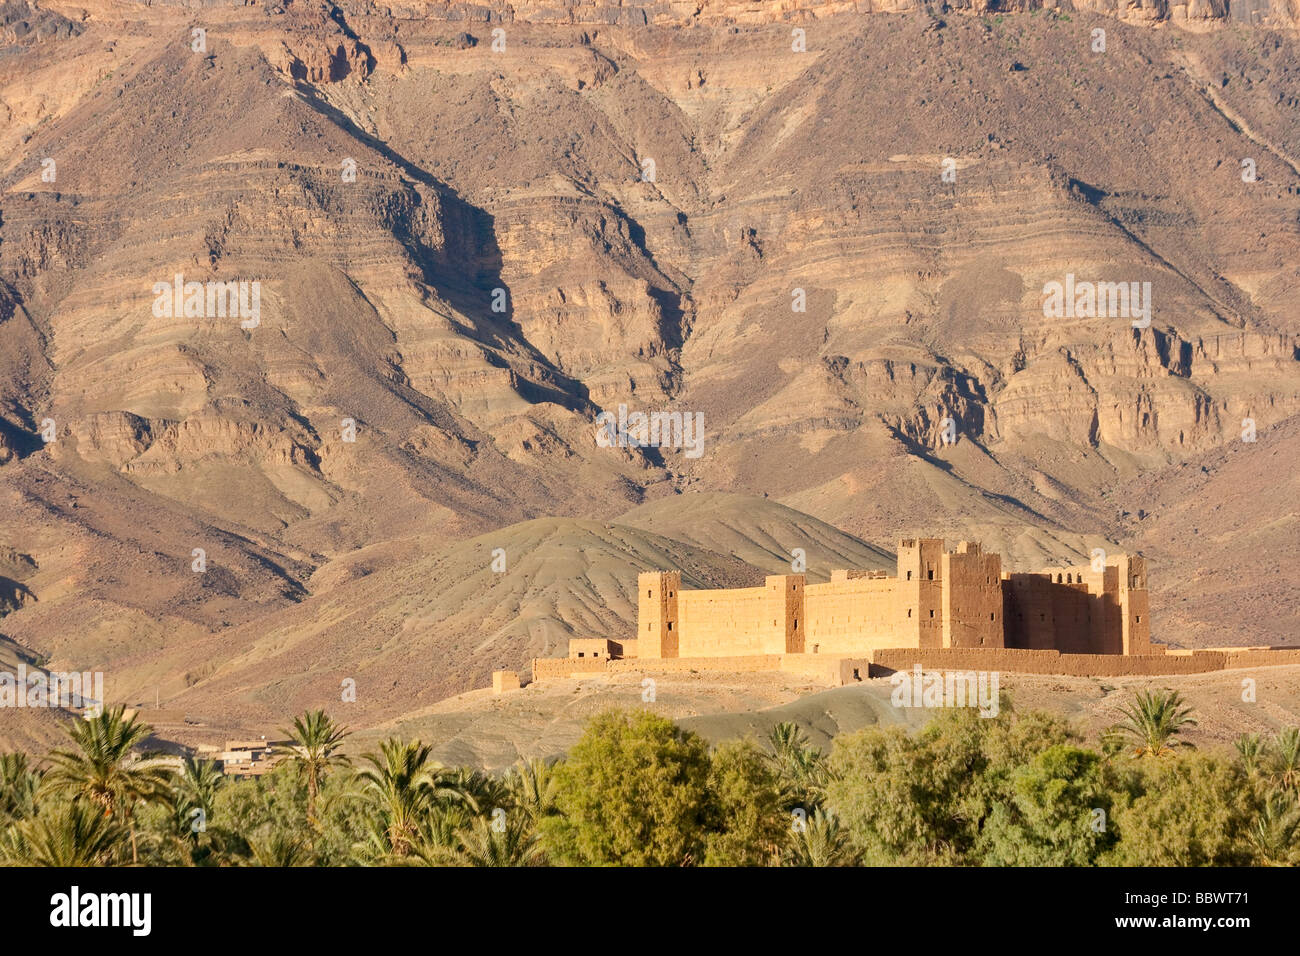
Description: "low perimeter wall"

(868, 646), (1300, 677)
(532, 646), (1300, 684)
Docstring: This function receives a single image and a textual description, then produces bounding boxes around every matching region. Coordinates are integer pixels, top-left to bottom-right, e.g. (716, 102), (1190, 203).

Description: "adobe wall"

(803, 576), (911, 653)
(1181, 647), (1300, 669)
(608, 655), (785, 674)
(941, 543), (1004, 648)
(1003, 572), (1100, 652)
(675, 575), (804, 657)
(568, 638), (615, 660)
(779, 654), (872, 685)
(530, 646), (1300, 685)
(866, 646), (1300, 677)
(532, 657), (608, 680)
(676, 584), (769, 655)
(492, 670), (521, 694)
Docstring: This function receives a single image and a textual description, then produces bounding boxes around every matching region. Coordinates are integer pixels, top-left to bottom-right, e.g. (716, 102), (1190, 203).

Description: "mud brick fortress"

(520, 537), (1300, 688)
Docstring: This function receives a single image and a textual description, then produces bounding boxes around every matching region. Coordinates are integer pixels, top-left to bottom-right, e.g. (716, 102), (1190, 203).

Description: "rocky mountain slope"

(0, 1), (1296, 739)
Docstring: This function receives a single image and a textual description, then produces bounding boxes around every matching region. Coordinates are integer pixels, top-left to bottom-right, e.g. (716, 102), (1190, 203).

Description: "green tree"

(1266, 727), (1300, 793)
(274, 710), (351, 828)
(359, 738), (464, 858)
(541, 709), (711, 866)
(827, 706), (1074, 864)
(1105, 689), (1197, 758)
(246, 828), (312, 867)
(1104, 754), (1254, 866)
(703, 740), (785, 866)
(454, 813), (545, 867)
(174, 756), (224, 832)
(980, 745), (1113, 865)
(0, 800), (125, 867)
(43, 707), (173, 863)
(406, 803), (475, 865)
(765, 721), (832, 811)
(505, 757), (557, 826)
(1246, 791), (1300, 866)
(1235, 733), (1265, 776)
(0, 752), (41, 823)
(784, 808), (858, 867)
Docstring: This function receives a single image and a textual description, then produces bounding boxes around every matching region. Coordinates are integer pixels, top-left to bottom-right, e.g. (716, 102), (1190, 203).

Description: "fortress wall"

(1218, 648), (1300, 668)
(1003, 574), (1099, 652)
(677, 586), (775, 656)
(803, 577), (911, 653)
(867, 646), (1247, 677)
(532, 655), (789, 681)
(531, 647), (1300, 684)
(608, 655), (784, 674)
(532, 657), (609, 680)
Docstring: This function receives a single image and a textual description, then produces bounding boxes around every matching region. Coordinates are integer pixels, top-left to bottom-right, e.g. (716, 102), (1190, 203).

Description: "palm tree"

(1247, 792), (1300, 866)
(43, 707), (173, 863)
(358, 738), (439, 858)
(0, 753), (41, 823)
(784, 809), (858, 867)
(1107, 689), (1197, 758)
(404, 803), (475, 865)
(274, 710), (351, 828)
(454, 813), (545, 867)
(506, 757), (557, 824)
(1235, 733), (1265, 775)
(246, 829), (312, 867)
(173, 756), (224, 838)
(766, 721), (832, 808)
(1267, 727), (1300, 793)
(0, 801), (125, 867)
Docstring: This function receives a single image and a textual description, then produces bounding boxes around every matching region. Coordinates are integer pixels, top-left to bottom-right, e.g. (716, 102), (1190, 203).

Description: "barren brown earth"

(339, 663), (1300, 769)
(0, 2), (1298, 749)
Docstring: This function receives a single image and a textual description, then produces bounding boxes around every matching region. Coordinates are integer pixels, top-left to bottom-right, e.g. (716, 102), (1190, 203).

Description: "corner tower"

(638, 570), (681, 659)
(1116, 554), (1150, 654)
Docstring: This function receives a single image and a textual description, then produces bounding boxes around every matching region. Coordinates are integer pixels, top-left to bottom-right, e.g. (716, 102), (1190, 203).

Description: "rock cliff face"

(0, 1), (1296, 731)
(340, 0), (1293, 31)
